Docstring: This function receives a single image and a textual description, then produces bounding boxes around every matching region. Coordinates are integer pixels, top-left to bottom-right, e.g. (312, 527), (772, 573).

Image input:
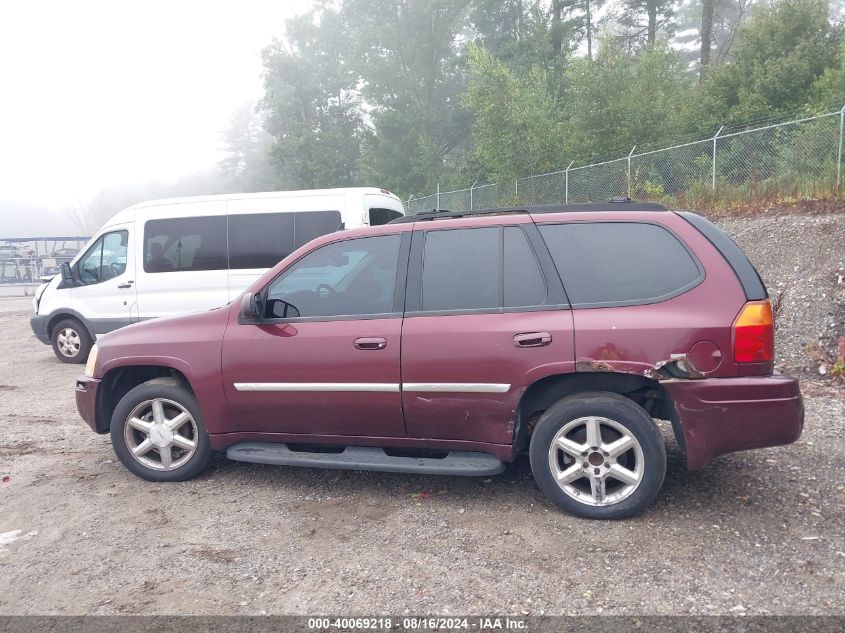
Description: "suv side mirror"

(239, 292), (263, 321)
(60, 261), (75, 286)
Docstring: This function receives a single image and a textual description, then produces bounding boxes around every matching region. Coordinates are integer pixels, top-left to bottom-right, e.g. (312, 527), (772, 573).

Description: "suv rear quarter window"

(539, 222), (703, 308)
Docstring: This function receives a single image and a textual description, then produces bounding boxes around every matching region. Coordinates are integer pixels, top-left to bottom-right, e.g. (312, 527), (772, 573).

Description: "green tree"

(615, 0), (675, 48)
(219, 102), (276, 192)
(807, 43), (845, 110)
(563, 39), (691, 159)
(343, 0), (473, 196)
(260, 6), (363, 190)
(689, 0), (843, 131)
(462, 44), (566, 182)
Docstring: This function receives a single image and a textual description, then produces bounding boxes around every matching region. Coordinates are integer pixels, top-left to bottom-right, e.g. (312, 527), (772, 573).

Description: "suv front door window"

(264, 234), (400, 319)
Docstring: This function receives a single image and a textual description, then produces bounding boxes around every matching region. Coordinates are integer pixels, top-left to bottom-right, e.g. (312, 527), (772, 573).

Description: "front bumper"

(664, 374), (804, 470)
(75, 376), (103, 433)
(30, 314), (50, 344)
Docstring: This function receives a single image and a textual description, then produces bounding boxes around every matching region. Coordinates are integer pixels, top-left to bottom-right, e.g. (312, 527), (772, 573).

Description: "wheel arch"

(46, 310), (96, 342)
(95, 365), (196, 433)
(514, 371), (683, 454)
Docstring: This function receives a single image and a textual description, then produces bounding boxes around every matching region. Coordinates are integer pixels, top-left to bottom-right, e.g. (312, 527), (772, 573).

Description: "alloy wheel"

(123, 398), (199, 471)
(547, 415), (645, 506)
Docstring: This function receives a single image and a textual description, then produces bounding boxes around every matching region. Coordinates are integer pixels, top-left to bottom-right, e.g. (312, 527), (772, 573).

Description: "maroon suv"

(75, 202), (803, 519)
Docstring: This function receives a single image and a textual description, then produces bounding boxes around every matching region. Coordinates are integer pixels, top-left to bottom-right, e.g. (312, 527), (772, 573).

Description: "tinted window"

(78, 230), (128, 285)
(539, 222), (702, 307)
(295, 211), (343, 247)
(422, 227), (500, 311)
(369, 208), (402, 225)
(144, 216), (227, 273)
(265, 234), (400, 318)
(227, 210), (342, 270)
(228, 213), (295, 269)
(504, 227), (546, 307)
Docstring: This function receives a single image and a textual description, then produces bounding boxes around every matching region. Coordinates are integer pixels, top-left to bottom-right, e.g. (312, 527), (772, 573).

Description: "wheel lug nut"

(593, 467), (600, 475)
(582, 462), (589, 468)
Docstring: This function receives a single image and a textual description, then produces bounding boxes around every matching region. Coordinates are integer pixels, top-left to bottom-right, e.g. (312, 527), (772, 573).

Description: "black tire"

(110, 378), (211, 482)
(529, 391), (666, 520)
(51, 318), (93, 364)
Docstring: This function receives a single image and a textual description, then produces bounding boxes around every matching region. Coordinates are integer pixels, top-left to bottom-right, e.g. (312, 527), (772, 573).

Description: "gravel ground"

(0, 213), (844, 616)
(718, 212), (845, 375)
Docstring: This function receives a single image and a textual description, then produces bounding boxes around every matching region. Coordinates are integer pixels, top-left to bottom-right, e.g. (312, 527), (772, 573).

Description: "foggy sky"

(0, 0), (312, 236)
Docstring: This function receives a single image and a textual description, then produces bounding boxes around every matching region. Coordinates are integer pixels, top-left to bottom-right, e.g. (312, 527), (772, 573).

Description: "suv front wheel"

(110, 378), (211, 482)
(529, 391), (666, 519)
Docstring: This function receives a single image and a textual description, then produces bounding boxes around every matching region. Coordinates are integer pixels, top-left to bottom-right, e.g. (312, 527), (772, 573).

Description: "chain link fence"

(406, 106), (845, 214)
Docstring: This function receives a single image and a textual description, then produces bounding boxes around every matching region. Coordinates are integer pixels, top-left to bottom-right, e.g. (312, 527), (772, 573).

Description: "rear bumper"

(30, 314), (50, 344)
(75, 376), (104, 433)
(663, 374), (804, 470)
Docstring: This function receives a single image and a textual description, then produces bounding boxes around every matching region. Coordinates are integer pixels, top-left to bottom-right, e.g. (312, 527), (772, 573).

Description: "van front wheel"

(51, 318), (92, 364)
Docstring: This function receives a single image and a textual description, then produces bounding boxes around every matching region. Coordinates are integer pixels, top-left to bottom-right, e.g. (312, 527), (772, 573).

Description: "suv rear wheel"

(529, 391), (666, 519)
(110, 378), (211, 482)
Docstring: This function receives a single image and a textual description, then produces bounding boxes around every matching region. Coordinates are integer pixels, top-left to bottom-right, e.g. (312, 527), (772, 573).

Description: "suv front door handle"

(354, 337), (387, 350)
(117, 281), (134, 289)
(513, 332), (552, 348)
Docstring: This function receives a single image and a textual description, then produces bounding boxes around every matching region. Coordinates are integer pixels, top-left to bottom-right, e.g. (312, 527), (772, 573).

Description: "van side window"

(78, 230), (128, 285)
(294, 211), (343, 247)
(369, 208), (402, 225)
(144, 217), (227, 273)
(228, 214), (295, 269)
(227, 211), (343, 270)
(539, 222), (703, 307)
(264, 234), (400, 319)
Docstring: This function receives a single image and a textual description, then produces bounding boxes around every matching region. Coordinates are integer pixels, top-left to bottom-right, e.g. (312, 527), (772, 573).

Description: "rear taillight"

(733, 300), (774, 362)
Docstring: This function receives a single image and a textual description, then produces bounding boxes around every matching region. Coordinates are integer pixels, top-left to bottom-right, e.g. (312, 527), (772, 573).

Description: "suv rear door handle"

(354, 337), (387, 350)
(117, 281), (134, 289)
(513, 332), (551, 347)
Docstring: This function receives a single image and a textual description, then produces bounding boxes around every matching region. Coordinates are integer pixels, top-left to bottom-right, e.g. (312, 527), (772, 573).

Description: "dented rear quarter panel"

(533, 210), (748, 380)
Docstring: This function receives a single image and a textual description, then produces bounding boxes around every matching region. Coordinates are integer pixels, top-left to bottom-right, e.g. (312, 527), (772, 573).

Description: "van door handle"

(513, 332), (551, 347)
(354, 337), (387, 350)
(117, 281), (134, 289)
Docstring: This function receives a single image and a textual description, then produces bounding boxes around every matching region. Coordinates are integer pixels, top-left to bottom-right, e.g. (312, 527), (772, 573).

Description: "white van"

(31, 187), (405, 362)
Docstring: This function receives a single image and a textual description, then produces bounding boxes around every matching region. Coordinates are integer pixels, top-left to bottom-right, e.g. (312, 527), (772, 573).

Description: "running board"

(226, 442), (505, 477)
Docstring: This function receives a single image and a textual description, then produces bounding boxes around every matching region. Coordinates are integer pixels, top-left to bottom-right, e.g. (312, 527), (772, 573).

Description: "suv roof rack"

(391, 200), (668, 223)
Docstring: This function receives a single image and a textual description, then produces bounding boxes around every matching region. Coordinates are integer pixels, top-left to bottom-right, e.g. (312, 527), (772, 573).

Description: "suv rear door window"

(422, 227), (500, 311)
(419, 226), (550, 313)
(504, 227), (546, 308)
(539, 222), (702, 307)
